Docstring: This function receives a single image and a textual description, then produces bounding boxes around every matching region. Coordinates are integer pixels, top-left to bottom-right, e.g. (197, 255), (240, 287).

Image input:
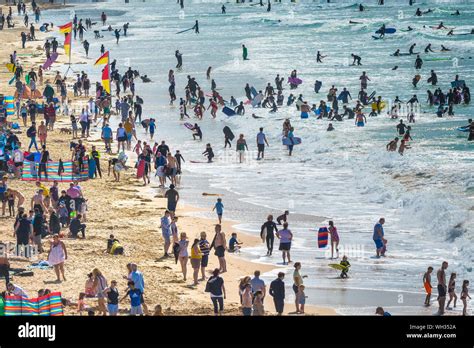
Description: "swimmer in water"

(441, 45), (450, 51)
(398, 139), (410, 155)
(451, 10), (460, 16)
(355, 111), (366, 127)
(386, 137), (399, 152)
(393, 49), (400, 56)
(359, 3), (364, 11)
(316, 51), (326, 63)
(447, 29), (454, 36)
(409, 43), (417, 54)
(327, 123), (334, 131)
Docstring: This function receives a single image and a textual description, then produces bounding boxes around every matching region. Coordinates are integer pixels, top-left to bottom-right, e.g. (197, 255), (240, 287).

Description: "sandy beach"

(0, 2), (335, 316)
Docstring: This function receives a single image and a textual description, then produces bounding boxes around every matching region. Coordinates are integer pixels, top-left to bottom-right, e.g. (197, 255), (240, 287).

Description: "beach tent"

(22, 159), (90, 182)
(14, 85), (42, 100)
(4, 292), (63, 316)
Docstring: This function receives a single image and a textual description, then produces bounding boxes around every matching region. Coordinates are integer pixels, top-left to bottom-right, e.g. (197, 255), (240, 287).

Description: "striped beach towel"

(21, 160), (89, 182)
(318, 227), (329, 248)
(4, 96), (15, 116)
(5, 292), (63, 316)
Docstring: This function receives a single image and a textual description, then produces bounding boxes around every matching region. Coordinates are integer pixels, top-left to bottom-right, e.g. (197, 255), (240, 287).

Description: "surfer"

(83, 40), (89, 58)
(244, 84), (252, 100)
(409, 43), (416, 54)
(424, 43), (434, 53)
(447, 29), (454, 36)
(235, 102), (245, 116)
(287, 127), (295, 156)
(114, 29), (121, 44)
(191, 124), (202, 141)
(327, 123), (335, 131)
(261, 215), (278, 256)
(221, 5), (226, 14)
(175, 50), (183, 69)
(242, 44), (249, 60)
(342, 105), (355, 119)
(406, 26), (414, 31)
(393, 49), (400, 56)
(192, 20), (199, 34)
(202, 144), (214, 163)
(359, 3), (364, 11)
(256, 127), (269, 160)
(386, 137), (398, 152)
(316, 51), (326, 63)
(378, 24), (386, 38)
(440, 45), (450, 52)
(415, 8), (422, 16)
(451, 10), (460, 16)
(396, 120), (408, 135)
(415, 55), (423, 69)
(468, 121), (474, 141)
(351, 53), (362, 65)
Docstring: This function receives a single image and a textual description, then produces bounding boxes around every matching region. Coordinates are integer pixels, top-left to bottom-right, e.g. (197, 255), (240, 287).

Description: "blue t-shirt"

(373, 223), (384, 241)
(215, 202), (224, 215)
(102, 126), (112, 139)
(149, 121), (156, 132)
(127, 288), (142, 307)
(229, 237), (238, 250)
(161, 216), (171, 237)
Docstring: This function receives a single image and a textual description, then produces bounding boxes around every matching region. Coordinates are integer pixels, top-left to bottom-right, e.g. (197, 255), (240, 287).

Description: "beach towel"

(21, 160), (89, 182)
(318, 227), (329, 248)
(5, 292), (63, 316)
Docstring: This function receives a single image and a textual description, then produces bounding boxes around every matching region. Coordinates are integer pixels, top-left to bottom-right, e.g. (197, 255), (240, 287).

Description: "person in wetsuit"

(175, 50), (183, 69)
(316, 51), (326, 63)
(396, 120), (408, 135)
(192, 20), (199, 34)
(409, 43), (417, 54)
(261, 215), (278, 256)
(276, 211), (289, 225)
(351, 54), (362, 65)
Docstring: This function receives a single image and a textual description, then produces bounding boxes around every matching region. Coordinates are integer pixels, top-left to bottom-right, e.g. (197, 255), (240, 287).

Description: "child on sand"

(460, 280), (471, 316)
(212, 198), (223, 224)
(340, 255), (350, 278)
(153, 304), (164, 316)
(296, 285), (307, 314)
(120, 280), (143, 316)
(423, 266), (433, 306)
(77, 292), (89, 315)
(228, 233), (243, 253)
(253, 290), (265, 316)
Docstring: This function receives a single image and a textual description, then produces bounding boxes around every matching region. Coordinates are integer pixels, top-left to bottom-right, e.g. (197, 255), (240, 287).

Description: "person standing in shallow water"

(261, 214), (278, 256)
(276, 222), (293, 265)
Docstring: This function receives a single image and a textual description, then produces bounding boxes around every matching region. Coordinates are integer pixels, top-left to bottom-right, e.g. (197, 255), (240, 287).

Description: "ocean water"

(39, 0), (473, 315)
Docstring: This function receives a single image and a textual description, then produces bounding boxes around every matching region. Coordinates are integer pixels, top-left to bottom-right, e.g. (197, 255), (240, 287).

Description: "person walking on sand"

(190, 238), (202, 286)
(241, 283), (253, 316)
(165, 184), (179, 217)
(160, 210), (172, 258)
(199, 232), (210, 281)
(293, 262), (307, 313)
(423, 266), (433, 306)
(92, 268), (108, 316)
(251, 270), (266, 303)
(47, 234), (67, 282)
(205, 268), (226, 316)
(436, 261), (448, 315)
(261, 214), (278, 256)
(178, 232), (189, 281)
(276, 222), (293, 265)
(269, 272), (285, 316)
(212, 198), (224, 224)
(211, 224), (227, 273)
(373, 218), (386, 258)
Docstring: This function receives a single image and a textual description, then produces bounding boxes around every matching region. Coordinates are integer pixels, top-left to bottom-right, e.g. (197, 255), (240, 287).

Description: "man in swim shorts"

(437, 261), (448, 315)
(373, 218), (386, 258)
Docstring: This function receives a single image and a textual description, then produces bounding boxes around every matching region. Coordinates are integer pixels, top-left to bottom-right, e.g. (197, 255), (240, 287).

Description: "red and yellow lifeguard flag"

(94, 51), (109, 66)
(102, 64), (110, 94)
(63, 32), (71, 57)
(58, 22), (72, 34)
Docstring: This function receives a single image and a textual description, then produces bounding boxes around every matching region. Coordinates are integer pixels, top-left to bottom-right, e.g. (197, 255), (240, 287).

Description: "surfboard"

(136, 159), (146, 178)
(88, 158), (96, 179)
(457, 127), (469, 132)
(451, 80), (465, 88)
(390, 52), (411, 56)
(42, 52), (58, 70)
(223, 126), (235, 141)
(367, 90), (376, 101)
(372, 35), (382, 40)
(190, 160), (208, 163)
(375, 28), (396, 34)
(315, 106), (331, 115)
(184, 123), (194, 130)
(425, 57), (451, 62)
(282, 137), (302, 146)
(328, 263), (348, 271)
(222, 106), (236, 116)
(250, 87), (258, 98)
(288, 77), (303, 85)
(318, 227), (329, 248)
(251, 94), (264, 107)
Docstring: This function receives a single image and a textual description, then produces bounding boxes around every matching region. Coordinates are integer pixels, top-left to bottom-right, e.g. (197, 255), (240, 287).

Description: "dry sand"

(0, 3), (335, 316)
